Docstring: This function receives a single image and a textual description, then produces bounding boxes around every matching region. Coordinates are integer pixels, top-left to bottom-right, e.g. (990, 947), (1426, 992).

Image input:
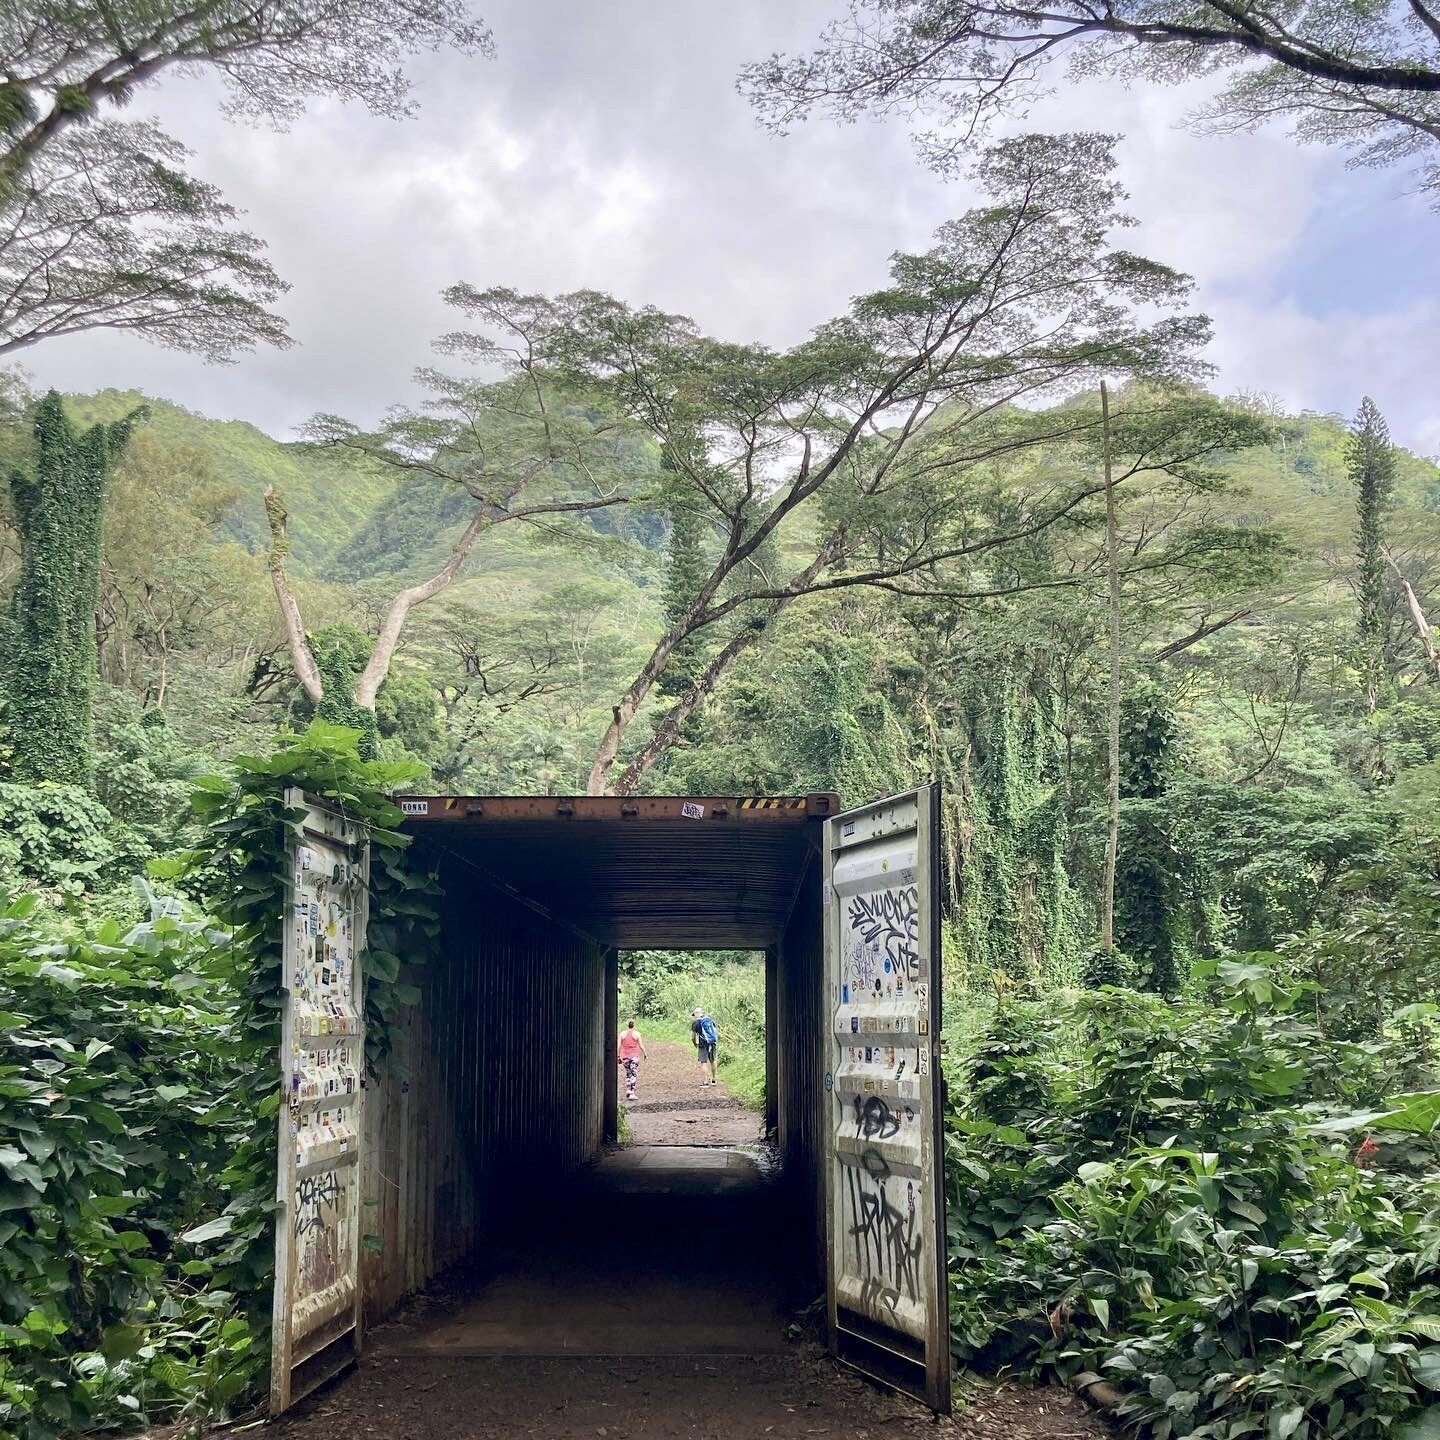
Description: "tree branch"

(262, 484), (323, 704)
(1153, 606), (1253, 661)
(1384, 548), (1440, 682)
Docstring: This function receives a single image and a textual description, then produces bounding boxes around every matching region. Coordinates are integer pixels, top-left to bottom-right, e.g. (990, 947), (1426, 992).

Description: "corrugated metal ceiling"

(404, 795), (835, 949)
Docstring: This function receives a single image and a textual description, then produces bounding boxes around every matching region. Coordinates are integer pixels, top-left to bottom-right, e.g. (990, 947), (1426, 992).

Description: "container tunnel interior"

(358, 795), (837, 1353)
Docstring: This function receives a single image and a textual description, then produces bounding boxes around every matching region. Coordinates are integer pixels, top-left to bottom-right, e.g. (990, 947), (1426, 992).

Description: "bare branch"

(263, 485), (323, 704)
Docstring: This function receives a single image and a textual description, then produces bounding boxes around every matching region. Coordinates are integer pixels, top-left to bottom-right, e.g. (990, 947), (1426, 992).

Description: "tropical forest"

(1, 2), (1438, 1439)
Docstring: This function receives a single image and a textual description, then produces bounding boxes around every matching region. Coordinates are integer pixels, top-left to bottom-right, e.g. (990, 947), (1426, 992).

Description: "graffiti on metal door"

(824, 786), (949, 1410)
(272, 792), (369, 1413)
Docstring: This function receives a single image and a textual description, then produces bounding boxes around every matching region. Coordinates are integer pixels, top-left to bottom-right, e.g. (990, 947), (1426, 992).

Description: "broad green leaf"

(1372, 1091), (1440, 1136)
(1270, 1406), (1303, 1440)
(180, 1215), (234, 1244)
(1228, 1199), (1267, 1225)
(1409, 1347), (1440, 1391)
(1349, 1272), (1390, 1293)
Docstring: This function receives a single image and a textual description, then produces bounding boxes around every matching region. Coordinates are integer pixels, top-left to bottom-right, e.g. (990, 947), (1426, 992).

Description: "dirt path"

(268, 1046), (1112, 1440)
(624, 1038), (764, 1146)
(280, 1349), (1110, 1440)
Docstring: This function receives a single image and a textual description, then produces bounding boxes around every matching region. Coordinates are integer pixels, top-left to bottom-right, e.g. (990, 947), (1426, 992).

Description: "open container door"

(271, 789), (370, 1413)
(822, 783), (950, 1412)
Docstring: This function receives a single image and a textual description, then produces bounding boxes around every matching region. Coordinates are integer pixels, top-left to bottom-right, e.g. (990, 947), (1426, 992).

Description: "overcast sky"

(24, 0), (1440, 455)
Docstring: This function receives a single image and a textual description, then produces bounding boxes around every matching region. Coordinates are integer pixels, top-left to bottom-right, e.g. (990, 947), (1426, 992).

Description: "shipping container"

(270, 786), (950, 1415)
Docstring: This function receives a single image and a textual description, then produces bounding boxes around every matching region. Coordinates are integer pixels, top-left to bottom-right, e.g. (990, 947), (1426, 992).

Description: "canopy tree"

(0, 122), (288, 360)
(438, 134), (1272, 793)
(0, 1), (492, 183)
(264, 296), (645, 749)
(742, 0), (1440, 204)
(0, 1), (490, 357)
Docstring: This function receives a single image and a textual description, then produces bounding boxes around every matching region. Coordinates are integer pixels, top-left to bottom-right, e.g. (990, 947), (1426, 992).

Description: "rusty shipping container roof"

(400, 794), (838, 949)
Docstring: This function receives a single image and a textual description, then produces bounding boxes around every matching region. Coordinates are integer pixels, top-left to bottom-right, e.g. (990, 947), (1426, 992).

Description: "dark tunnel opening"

(355, 796), (835, 1355)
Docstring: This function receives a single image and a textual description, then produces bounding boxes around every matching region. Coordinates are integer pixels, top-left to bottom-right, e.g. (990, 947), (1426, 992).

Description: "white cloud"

(1207, 292), (1440, 452)
(18, 0), (1438, 458)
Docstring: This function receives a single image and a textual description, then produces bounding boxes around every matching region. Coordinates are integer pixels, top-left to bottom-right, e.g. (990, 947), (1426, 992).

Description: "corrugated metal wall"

(361, 862), (606, 1318)
(775, 853), (825, 1291)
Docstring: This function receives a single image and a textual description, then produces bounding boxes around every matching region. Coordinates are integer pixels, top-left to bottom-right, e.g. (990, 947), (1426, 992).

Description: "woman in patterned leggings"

(617, 1018), (649, 1101)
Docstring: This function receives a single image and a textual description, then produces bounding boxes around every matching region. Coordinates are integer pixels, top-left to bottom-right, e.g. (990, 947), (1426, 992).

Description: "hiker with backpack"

(690, 1007), (719, 1087)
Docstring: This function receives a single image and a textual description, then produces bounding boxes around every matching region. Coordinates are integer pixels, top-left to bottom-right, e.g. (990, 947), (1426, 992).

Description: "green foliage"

(947, 664), (1085, 991)
(1082, 942), (1134, 989)
(3, 392), (141, 787)
(656, 448), (711, 697)
(1172, 781), (1390, 951)
(619, 948), (753, 1020)
(1283, 858), (1440, 1078)
(68, 391), (397, 577)
(945, 961), (1440, 1439)
(92, 699), (209, 877)
(284, 623), (446, 766)
(293, 623), (382, 754)
(0, 784), (117, 894)
(0, 884), (256, 1439)
(654, 603), (915, 801)
(0, 722), (438, 1436)
(374, 672), (444, 761)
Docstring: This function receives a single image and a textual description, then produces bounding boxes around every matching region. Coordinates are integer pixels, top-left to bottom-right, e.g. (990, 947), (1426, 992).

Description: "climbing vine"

(156, 721), (438, 1405)
(1113, 680), (1188, 995)
(657, 446), (710, 699)
(944, 667), (1084, 992)
(3, 392), (142, 787)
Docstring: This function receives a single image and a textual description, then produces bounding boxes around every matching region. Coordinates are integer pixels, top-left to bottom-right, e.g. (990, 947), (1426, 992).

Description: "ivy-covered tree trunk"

(1113, 681), (1184, 996)
(1349, 397), (1396, 717)
(3, 391), (139, 786)
(656, 448), (710, 699)
(285, 623), (384, 758)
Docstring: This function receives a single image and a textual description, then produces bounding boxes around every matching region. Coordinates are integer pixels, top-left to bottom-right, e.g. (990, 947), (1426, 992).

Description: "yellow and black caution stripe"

(738, 797), (808, 811)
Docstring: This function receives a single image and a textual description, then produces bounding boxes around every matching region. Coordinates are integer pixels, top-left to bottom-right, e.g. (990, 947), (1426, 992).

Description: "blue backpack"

(697, 1015), (717, 1045)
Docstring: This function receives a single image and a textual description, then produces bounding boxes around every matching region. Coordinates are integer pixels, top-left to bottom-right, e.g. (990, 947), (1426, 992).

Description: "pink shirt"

(619, 1030), (643, 1059)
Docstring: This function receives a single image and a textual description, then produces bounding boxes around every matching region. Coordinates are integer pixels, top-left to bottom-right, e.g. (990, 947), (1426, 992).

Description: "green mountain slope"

(66, 390), (397, 577)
